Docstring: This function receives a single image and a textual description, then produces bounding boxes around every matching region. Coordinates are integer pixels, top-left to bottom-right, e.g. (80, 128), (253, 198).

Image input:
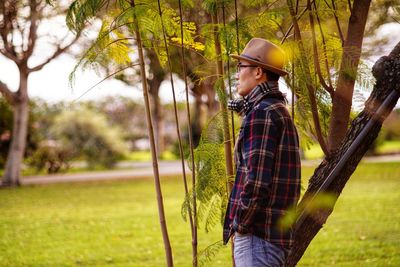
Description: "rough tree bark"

(286, 41), (400, 266)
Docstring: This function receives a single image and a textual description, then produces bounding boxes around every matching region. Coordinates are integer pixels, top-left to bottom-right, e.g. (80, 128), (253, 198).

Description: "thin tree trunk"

(2, 71), (29, 187)
(178, 0), (199, 263)
(211, 13), (234, 186)
(286, 41), (400, 266)
(212, 11), (235, 267)
(130, 1), (173, 266)
(327, 0), (372, 152)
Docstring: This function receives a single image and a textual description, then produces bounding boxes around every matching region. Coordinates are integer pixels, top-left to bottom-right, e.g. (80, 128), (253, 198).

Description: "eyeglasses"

(237, 63), (258, 72)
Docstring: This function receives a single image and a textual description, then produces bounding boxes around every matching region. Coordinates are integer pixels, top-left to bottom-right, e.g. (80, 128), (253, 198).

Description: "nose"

(235, 72), (239, 80)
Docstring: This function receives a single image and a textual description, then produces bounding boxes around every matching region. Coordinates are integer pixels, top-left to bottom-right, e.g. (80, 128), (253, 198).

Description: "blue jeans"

(234, 233), (287, 267)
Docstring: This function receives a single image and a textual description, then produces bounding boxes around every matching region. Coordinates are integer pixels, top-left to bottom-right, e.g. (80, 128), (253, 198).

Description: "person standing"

(223, 38), (301, 267)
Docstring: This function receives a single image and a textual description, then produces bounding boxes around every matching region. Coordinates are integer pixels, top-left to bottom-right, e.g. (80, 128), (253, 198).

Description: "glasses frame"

(236, 63), (259, 72)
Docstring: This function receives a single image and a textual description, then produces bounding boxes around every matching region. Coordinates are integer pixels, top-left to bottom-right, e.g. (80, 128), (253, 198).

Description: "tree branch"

(308, 0), (334, 96)
(330, 0), (345, 44)
(0, 48), (20, 63)
(24, 0), (40, 59)
(0, 1), (20, 64)
(0, 80), (16, 105)
(280, 0), (315, 45)
(347, 0), (353, 14)
(28, 34), (80, 73)
(314, 1), (334, 92)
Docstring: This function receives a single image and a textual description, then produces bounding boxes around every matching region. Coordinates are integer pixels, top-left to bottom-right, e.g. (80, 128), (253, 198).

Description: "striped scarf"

(227, 81), (285, 116)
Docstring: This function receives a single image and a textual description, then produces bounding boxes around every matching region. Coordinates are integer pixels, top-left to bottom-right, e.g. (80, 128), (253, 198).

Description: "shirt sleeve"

(233, 108), (282, 234)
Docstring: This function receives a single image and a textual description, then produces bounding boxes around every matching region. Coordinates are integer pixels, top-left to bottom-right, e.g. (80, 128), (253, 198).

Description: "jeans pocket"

(250, 236), (285, 267)
(263, 241), (285, 267)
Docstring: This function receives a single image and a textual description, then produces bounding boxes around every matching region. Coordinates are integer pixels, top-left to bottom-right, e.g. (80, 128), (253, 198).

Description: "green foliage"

(66, 0), (108, 32)
(66, 0), (202, 86)
(202, 0), (218, 15)
(198, 240), (225, 266)
(51, 107), (127, 168)
(183, 111), (232, 233)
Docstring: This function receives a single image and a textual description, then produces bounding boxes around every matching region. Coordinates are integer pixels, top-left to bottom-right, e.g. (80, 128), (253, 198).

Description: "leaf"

(198, 240), (224, 267)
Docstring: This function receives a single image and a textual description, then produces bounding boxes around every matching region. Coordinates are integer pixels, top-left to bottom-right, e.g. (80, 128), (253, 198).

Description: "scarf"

(228, 81), (285, 116)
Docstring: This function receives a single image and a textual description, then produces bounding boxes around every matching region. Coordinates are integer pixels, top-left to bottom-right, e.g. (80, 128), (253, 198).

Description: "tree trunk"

(203, 78), (219, 118)
(191, 91), (204, 147)
(212, 12), (234, 184)
(2, 71), (29, 187)
(286, 41), (400, 266)
(148, 49), (166, 156)
(328, 0), (372, 152)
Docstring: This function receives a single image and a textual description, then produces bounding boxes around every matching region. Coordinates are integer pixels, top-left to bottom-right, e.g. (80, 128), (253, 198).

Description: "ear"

(255, 67), (265, 80)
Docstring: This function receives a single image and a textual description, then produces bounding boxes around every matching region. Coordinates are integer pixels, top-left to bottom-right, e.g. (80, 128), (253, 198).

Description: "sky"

(0, 16), (399, 104)
(0, 42), (192, 104)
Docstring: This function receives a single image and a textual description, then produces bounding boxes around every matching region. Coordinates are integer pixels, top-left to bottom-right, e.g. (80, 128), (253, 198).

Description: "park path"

(19, 154), (400, 185)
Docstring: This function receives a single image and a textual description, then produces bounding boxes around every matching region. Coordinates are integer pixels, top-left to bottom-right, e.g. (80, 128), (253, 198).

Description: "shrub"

(27, 140), (72, 173)
(51, 108), (127, 168)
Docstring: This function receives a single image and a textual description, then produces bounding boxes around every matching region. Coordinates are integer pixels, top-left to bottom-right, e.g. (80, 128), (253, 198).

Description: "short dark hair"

(263, 69), (280, 81)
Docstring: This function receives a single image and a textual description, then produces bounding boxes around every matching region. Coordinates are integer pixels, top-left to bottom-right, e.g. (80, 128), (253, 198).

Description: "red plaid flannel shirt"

(223, 82), (301, 250)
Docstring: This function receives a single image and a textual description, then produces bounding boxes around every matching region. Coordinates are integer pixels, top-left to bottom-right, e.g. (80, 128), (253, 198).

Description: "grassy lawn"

(0, 162), (399, 266)
(376, 140), (400, 154)
(304, 140), (400, 159)
(124, 150), (178, 161)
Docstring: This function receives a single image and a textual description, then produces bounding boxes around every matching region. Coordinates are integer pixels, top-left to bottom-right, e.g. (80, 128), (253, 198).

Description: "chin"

(238, 90), (248, 97)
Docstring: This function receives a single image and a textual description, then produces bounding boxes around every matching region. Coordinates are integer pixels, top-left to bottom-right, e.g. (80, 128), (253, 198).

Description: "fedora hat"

(231, 38), (288, 76)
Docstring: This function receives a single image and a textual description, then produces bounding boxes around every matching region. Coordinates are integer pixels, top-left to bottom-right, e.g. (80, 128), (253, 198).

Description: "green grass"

(304, 140), (400, 159)
(303, 144), (325, 159)
(124, 150), (178, 161)
(376, 140), (400, 154)
(0, 162), (399, 266)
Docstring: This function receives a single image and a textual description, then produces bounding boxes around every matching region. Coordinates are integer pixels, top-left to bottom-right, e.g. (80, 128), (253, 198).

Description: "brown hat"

(231, 38), (288, 76)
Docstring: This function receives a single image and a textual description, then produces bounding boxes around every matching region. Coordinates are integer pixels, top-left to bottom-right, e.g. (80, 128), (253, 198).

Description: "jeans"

(234, 233), (286, 267)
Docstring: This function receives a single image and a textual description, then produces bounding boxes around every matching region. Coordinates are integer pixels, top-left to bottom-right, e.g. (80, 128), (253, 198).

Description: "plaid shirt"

(223, 81), (301, 250)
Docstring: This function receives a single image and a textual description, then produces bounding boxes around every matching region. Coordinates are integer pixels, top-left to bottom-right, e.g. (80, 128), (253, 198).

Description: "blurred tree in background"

(0, 0), (82, 186)
(0, 98), (43, 169)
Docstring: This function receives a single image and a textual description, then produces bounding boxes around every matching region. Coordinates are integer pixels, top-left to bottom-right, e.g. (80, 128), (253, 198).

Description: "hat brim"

(230, 54), (288, 76)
